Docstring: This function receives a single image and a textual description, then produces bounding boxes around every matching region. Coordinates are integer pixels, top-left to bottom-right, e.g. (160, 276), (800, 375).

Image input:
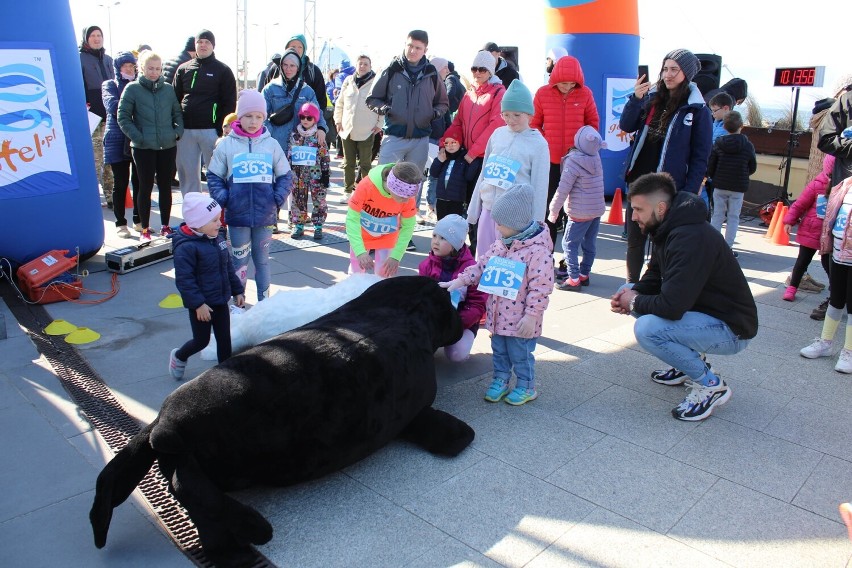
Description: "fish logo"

(0, 64), (52, 132)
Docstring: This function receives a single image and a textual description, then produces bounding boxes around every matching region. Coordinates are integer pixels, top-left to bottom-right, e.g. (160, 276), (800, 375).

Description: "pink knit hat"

(236, 89), (266, 119)
(298, 102), (320, 122)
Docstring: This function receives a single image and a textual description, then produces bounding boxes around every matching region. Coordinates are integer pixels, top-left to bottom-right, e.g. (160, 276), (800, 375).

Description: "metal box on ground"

(105, 238), (173, 274)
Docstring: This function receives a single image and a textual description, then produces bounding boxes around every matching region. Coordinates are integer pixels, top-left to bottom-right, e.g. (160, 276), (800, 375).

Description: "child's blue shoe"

(484, 378), (510, 402)
(504, 387), (538, 406)
(555, 259), (568, 280)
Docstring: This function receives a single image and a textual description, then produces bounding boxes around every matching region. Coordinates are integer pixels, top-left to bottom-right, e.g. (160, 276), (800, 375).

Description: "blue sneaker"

(504, 387), (538, 406)
(484, 378), (509, 402)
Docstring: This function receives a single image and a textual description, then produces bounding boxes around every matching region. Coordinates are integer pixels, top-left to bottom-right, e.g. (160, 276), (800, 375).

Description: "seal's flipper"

(90, 422), (158, 548)
(400, 407), (475, 456)
(158, 452), (272, 565)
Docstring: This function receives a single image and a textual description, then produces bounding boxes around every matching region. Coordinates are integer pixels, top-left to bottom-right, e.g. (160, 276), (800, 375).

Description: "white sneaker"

(800, 338), (834, 359)
(116, 226), (131, 238)
(339, 193), (351, 204)
(836, 349), (852, 373)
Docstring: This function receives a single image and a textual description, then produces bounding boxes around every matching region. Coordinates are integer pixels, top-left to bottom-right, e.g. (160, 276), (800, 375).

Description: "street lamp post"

(96, 1), (120, 54)
(252, 22), (279, 79)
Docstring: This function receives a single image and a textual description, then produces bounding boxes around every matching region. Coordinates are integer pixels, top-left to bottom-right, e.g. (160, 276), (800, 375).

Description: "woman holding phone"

(619, 49), (713, 283)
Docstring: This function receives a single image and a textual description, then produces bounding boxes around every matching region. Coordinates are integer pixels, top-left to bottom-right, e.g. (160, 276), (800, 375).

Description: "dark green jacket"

(118, 76), (184, 150)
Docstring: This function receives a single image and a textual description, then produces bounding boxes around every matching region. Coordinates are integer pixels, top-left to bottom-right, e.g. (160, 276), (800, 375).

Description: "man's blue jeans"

(634, 311), (750, 381)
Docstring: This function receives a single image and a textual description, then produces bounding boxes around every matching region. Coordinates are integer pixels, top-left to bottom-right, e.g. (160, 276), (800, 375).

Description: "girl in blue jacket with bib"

(208, 90), (292, 302)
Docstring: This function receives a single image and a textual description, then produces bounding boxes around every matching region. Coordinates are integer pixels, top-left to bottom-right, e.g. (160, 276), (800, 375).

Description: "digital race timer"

(773, 66), (825, 88)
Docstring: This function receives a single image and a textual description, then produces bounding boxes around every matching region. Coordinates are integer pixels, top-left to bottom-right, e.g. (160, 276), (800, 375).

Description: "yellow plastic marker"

(65, 327), (100, 344)
(44, 319), (78, 335)
(159, 293), (184, 309)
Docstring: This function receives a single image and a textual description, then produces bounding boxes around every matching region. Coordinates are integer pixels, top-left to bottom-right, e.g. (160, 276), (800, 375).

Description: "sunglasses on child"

(471, 67), (489, 74)
(298, 114), (315, 121)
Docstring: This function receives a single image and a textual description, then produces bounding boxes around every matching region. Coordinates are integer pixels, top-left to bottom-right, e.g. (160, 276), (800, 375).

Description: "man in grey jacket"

(367, 30), (448, 249)
(367, 30), (448, 174)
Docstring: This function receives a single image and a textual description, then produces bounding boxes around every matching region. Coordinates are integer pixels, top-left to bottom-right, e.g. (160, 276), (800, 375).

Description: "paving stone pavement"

(2, 159), (851, 567)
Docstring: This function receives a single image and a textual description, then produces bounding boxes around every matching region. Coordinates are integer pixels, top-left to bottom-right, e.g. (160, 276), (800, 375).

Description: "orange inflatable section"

(545, 0), (639, 35)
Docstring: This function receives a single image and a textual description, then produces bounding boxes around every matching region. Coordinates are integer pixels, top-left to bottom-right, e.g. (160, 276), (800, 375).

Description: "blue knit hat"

(501, 79), (534, 114)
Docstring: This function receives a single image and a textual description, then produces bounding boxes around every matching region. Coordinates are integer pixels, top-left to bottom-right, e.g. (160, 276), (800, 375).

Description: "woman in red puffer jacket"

(531, 55), (599, 246)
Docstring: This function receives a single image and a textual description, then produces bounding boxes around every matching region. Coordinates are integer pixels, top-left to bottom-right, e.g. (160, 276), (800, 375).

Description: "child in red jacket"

(782, 155), (833, 301)
(418, 214), (486, 361)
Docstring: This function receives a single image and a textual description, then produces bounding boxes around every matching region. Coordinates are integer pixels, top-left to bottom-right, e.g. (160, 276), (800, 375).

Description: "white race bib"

(478, 256), (526, 300)
(482, 155), (522, 190)
(233, 152), (273, 183)
(290, 145), (317, 166)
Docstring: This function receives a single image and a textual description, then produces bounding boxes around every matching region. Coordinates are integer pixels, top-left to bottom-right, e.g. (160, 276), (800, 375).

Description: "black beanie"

(184, 36), (196, 52)
(82, 26), (103, 45)
(197, 29), (215, 47)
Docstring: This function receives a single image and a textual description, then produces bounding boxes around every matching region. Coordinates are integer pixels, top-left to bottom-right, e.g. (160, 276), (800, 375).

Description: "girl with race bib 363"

(208, 90), (293, 302)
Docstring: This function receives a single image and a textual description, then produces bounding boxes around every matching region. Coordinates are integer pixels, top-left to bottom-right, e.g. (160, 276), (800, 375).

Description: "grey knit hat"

(471, 50), (495, 76)
(433, 214), (468, 251)
(491, 184), (536, 232)
(663, 49), (700, 83)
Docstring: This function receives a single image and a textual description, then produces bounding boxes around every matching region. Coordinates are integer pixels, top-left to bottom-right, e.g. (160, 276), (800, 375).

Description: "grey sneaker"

(169, 348), (187, 380)
(836, 349), (852, 374)
(800, 338), (834, 359)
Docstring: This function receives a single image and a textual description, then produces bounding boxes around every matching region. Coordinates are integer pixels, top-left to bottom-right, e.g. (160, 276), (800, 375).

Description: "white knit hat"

(183, 192), (221, 228)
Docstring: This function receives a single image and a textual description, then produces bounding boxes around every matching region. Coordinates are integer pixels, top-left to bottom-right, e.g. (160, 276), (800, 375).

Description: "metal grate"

(1, 282), (274, 568)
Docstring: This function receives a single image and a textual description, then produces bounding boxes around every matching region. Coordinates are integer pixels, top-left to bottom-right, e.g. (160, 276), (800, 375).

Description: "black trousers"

(176, 304), (232, 364)
(132, 146), (176, 230)
(109, 160), (140, 227)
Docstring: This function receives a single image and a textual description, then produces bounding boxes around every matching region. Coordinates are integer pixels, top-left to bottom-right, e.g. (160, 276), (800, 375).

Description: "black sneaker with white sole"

(651, 355), (709, 386)
(672, 379), (731, 421)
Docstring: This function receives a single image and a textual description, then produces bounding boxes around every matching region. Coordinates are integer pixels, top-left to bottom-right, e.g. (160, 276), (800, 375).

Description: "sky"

(69, 0), (848, 114)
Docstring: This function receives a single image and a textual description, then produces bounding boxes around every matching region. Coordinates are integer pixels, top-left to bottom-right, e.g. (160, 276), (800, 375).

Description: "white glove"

(516, 314), (537, 338)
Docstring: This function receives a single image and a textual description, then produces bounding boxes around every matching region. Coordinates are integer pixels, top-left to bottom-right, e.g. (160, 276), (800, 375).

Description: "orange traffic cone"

(605, 188), (624, 225)
(772, 206), (790, 246)
(764, 201), (783, 239)
(124, 186), (133, 209)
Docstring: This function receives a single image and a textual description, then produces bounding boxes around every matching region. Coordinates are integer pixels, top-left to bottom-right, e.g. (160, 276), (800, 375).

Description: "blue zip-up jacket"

(172, 226), (244, 310)
(429, 146), (481, 203)
(207, 126), (292, 227)
(620, 83), (712, 193)
(101, 52), (136, 164)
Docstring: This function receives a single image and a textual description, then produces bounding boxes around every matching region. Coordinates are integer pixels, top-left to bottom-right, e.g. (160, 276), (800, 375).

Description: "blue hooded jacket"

(101, 51), (136, 164)
(172, 227), (244, 310)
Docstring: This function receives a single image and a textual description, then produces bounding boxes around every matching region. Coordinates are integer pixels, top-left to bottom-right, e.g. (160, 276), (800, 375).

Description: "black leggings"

(132, 146), (176, 230)
(789, 246), (830, 288)
(545, 163), (565, 249)
(176, 304), (232, 364)
(109, 160), (140, 227)
(829, 258), (852, 313)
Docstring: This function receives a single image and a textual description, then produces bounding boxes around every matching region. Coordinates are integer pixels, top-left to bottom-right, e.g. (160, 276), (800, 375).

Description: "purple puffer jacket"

(418, 244), (486, 330)
(549, 125), (606, 221)
(457, 224), (554, 337)
(784, 155), (834, 250)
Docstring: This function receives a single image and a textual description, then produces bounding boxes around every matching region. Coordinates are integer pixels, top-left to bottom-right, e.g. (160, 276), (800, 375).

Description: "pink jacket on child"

(820, 176), (852, 262)
(418, 244), (487, 330)
(784, 155), (834, 250)
(456, 224), (554, 337)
